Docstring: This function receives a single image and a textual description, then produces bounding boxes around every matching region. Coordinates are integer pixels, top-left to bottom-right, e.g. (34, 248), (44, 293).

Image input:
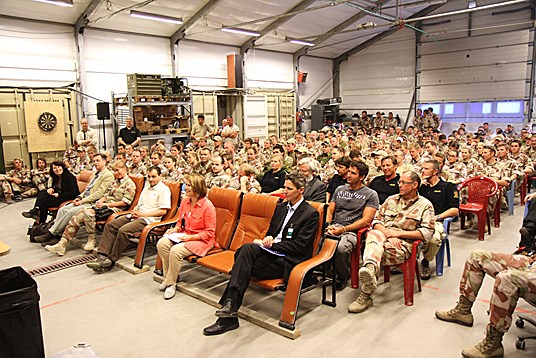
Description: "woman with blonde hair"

(156, 173), (216, 299)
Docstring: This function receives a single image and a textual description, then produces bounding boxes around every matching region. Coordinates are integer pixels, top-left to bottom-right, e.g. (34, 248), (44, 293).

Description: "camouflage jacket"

(31, 168), (50, 191)
(372, 193), (435, 243)
(103, 176), (137, 212)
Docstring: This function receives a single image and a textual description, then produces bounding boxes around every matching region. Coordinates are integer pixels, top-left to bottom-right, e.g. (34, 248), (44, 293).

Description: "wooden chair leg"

(134, 233), (149, 269)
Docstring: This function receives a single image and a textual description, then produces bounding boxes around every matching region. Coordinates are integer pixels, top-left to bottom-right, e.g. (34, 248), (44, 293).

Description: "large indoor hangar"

(0, 1), (536, 357)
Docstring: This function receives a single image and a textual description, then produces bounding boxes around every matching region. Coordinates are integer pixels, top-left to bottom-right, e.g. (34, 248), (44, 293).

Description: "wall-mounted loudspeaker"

(227, 54), (243, 89)
(97, 102), (110, 120)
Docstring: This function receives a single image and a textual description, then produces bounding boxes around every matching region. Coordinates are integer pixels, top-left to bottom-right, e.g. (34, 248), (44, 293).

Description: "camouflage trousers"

(62, 207), (97, 242)
(1, 180), (14, 197)
(460, 250), (536, 332)
(362, 230), (413, 291)
(0, 181), (36, 198)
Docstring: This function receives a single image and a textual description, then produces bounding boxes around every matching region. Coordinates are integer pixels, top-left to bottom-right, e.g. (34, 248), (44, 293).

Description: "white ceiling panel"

(0, 0), (531, 59)
(0, 0), (90, 24)
(88, 0), (204, 37)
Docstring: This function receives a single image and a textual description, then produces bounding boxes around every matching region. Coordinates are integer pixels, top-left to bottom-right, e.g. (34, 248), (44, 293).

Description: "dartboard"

(37, 112), (58, 132)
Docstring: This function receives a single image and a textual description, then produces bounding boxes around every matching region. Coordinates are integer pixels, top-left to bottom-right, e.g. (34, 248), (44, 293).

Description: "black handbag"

(93, 205), (114, 222)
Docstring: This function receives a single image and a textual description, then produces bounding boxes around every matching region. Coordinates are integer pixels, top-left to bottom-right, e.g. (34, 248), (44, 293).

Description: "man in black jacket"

(203, 173), (319, 336)
(298, 157), (327, 203)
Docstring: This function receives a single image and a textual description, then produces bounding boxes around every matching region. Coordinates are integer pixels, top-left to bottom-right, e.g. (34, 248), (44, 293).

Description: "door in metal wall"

(418, 29), (531, 102)
(278, 94), (295, 138)
(266, 95), (277, 137)
(193, 93), (218, 130)
(0, 91), (75, 171)
(243, 95), (268, 141)
(0, 92), (28, 170)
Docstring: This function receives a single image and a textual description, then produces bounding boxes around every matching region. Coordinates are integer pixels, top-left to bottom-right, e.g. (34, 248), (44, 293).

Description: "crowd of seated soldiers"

(2, 110), (535, 211)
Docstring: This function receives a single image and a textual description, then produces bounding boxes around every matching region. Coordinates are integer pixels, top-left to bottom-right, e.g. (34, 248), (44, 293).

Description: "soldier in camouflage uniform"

(194, 148), (212, 179)
(244, 147), (264, 176)
(63, 145), (78, 171)
(30, 158), (50, 192)
(0, 158), (36, 203)
(412, 109), (424, 131)
(357, 111), (372, 131)
(162, 156), (181, 181)
(45, 160), (136, 256)
(348, 170), (435, 314)
(235, 163), (262, 194)
(435, 250), (536, 358)
(128, 150), (147, 177)
(205, 156), (239, 190)
(480, 146), (511, 212)
(444, 150), (468, 185)
(71, 147), (92, 175)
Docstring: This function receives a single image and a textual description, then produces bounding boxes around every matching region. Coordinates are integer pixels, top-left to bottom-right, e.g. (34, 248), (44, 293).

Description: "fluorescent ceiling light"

(129, 10), (183, 25)
(221, 28), (260, 37)
(401, 0), (447, 8)
(357, 22), (377, 29)
(288, 39), (315, 46)
(33, 0), (74, 7)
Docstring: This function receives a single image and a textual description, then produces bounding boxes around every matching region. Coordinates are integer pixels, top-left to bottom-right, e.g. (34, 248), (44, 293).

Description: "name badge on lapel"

(286, 224), (294, 239)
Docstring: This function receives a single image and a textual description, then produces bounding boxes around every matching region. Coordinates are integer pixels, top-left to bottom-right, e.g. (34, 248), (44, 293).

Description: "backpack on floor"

(29, 221), (54, 243)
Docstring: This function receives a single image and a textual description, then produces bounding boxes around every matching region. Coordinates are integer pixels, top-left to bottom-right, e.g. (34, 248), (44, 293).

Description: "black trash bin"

(0, 266), (45, 358)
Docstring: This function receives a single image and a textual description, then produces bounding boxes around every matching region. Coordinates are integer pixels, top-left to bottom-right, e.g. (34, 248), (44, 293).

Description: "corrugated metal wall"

(178, 41), (239, 91)
(244, 49), (294, 90)
(298, 56), (334, 109)
(419, 28), (531, 102)
(339, 29), (416, 120)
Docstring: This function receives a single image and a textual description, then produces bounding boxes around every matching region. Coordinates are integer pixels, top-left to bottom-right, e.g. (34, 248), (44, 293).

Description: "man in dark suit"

(203, 173), (319, 336)
(298, 157), (327, 203)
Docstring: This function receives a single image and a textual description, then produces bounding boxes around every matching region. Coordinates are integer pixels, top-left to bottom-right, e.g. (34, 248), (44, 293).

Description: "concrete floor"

(1, 199), (535, 357)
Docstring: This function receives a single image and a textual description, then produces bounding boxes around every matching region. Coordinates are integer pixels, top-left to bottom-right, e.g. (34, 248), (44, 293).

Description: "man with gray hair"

(348, 170), (435, 313)
(298, 157), (326, 203)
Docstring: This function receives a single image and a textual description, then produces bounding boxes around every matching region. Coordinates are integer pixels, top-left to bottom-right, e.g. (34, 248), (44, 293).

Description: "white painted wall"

(298, 56), (333, 109)
(177, 40), (239, 91)
(0, 18), (76, 87)
(339, 29), (416, 120)
(244, 49), (294, 90)
(82, 29), (172, 149)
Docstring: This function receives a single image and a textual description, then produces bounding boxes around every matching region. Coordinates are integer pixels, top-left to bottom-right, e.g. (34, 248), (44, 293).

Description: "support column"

(74, 30), (88, 121)
(528, 26), (536, 127)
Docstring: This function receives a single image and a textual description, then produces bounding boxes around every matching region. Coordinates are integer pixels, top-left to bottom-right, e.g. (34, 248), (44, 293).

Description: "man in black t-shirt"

(419, 159), (459, 280)
(369, 156), (400, 204)
(326, 156), (350, 202)
(118, 117), (141, 147)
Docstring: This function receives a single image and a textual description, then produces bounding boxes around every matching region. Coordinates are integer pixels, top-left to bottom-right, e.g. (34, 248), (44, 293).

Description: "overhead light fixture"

(468, 1), (477, 9)
(33, 0), (74, 7)
(357, 22), (377, 29)
(401, 0), (447, 8)
(129, 10), (183, 24)
(221, 27), (260, 37)
(288, 38), (315, 46)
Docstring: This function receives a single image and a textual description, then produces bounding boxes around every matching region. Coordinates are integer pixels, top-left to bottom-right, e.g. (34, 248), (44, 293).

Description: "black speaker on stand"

(97, 102), (110, 150)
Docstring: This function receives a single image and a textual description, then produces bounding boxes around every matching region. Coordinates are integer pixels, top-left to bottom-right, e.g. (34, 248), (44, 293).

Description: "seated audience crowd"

(4, 112), (536, 358)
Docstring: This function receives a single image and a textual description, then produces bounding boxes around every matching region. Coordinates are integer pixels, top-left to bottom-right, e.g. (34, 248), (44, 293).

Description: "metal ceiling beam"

(526, 0), (536, 10)
(239, 0), (317, 54)
(334, 2), (445, 65)
(74, 0), (105, 33)
(293, 0), (391, 59)
(332, 2), (445, 97)
(171, 0), (224, 44)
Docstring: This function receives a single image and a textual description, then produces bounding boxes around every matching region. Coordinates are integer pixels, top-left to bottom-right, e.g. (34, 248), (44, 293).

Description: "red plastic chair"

(383, 240), (422, 306)
(458, 176), (499, 241)
(350, 226), (369, 289)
